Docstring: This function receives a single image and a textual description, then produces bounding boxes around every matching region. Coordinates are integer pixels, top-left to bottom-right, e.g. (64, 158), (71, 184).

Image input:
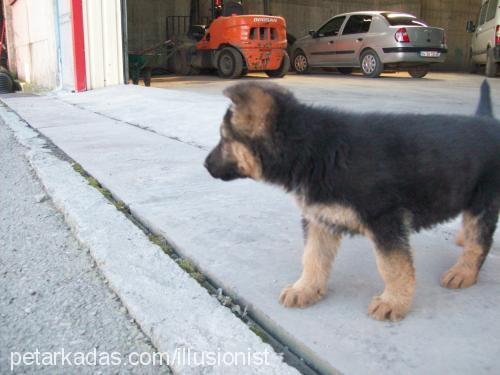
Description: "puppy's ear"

(223, 83), (278, 137)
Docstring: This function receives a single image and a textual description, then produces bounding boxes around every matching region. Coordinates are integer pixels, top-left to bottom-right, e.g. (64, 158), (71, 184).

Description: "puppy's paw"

(279, 284), (325, 308)
(441, 265), (478, 289)
(368, 296), (409, 322)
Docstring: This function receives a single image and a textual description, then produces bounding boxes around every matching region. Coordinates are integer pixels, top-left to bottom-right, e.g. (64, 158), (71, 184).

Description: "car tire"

(265, 51), (290, 78)
(408, 66), (429, 78)
(360, 49), (383, 78)
(485, 48), (498, 78)
(0, 72), (14, 94)
(293, 50), (310, 74)
(337, 67), (353, 75)
(217, 47), (244, 79)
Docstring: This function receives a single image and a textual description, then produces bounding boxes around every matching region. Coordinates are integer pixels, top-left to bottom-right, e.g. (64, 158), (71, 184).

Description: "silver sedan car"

(292, 11), (447, 78)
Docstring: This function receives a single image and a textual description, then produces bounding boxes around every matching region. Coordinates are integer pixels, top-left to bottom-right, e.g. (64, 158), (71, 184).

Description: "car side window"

(478, 1), (488, 25)
(485, 0), (498, 21)
(317, 16), (346, 37)
(342, 15), (372, 35)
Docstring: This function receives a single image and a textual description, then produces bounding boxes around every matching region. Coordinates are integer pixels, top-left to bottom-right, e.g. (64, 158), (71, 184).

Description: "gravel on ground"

(0, 120), (171, 374)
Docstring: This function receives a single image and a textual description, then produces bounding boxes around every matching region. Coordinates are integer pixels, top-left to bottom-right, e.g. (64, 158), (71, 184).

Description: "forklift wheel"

(265, 51), (290, 78)
(217, 47), (243, 79)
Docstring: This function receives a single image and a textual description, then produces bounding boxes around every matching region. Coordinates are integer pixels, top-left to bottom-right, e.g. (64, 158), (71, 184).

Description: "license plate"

(420, 51), (440, 57)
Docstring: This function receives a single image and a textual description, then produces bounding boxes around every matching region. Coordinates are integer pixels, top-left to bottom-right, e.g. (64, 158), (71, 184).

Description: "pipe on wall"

(121, 0), (128, 84)
(70, 0), (86, 91)
(54, 0), (63, 90)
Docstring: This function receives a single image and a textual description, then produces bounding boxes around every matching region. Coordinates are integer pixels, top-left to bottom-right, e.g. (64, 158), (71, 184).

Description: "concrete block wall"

(126, 0), (174, 53)
(421, 0), (482, 70)
(251, 0), (422, 38)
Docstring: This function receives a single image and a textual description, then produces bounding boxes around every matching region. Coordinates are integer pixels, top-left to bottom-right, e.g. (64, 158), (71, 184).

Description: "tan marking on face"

(369, 249), (415, 321)
(226, 87), (276, 138)
(220, 125), (230, 138)
(279, 221), (341, 308)
(228, 141), (262, 180)
(441, 211), (484, 289)
(294, 196), (369, 235)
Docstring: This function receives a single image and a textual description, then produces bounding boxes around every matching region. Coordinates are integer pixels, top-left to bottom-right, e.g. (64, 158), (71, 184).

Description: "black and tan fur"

(204, 81), (499, 321)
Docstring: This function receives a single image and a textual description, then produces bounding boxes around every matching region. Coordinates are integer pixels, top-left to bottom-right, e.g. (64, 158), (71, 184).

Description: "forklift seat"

(222, 1), (243, 17)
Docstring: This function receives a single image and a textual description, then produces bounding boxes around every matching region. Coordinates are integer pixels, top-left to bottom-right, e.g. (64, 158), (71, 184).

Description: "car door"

(472, 0), (492, 63)
(307, 16), (347, 66)
(334, 15), (373, 66)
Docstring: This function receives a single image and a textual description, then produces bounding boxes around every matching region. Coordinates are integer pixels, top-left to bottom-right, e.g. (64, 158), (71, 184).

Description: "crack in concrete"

(56, 98), (209, 151)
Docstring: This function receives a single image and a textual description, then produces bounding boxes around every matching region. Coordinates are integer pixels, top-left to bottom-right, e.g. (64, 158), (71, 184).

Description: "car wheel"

(337, 67), (353, 75)
(265, 51), (290, 78)
(408, 66), (429, 78)
(293, 50), (310, 74)
(0, 72), (14, 93)
(360, 49), (383, 78)
(217, 47), (244, 79)
(485, 48), (498, 78)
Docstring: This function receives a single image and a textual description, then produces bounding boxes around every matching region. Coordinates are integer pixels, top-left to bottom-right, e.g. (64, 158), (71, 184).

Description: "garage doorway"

(124, 0), (214, 87)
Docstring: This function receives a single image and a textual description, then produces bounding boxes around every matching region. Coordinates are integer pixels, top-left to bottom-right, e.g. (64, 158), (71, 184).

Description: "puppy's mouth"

(204, 162), (244, 181)
(219, 172), (245, 181)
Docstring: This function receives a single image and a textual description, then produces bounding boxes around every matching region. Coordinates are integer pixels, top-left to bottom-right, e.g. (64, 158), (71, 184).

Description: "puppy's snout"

(204, 149), (218, 176)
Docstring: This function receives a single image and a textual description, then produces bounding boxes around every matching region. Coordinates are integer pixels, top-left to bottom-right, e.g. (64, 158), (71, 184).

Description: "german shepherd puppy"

(204, 81), (499, 321)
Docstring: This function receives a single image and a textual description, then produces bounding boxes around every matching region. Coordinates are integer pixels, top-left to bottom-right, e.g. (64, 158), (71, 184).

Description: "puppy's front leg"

(368, 241), (415, 322)
(279, 220), (341, 308)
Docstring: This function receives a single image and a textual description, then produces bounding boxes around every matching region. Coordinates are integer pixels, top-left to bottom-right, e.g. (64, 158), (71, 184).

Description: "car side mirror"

(466, 20), (476, 33)
(308, 30), (317, 38)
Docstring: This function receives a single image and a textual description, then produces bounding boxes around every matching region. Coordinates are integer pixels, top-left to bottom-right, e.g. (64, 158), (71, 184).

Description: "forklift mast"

(212, 0), (223, 19)
(190, 0), (269, 27)
(189, 0), (224, 28)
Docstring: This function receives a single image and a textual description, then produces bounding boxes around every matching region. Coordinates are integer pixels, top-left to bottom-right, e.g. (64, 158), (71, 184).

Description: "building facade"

(3, 0), (124, 91)
(3, 0), (482, 91)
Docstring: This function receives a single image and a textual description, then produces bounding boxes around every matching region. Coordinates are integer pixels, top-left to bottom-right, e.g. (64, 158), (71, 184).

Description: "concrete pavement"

(3, 72), (500, 374)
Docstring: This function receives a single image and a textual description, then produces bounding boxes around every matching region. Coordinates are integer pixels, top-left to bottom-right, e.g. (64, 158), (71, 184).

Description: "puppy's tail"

(475, 80), (493, 117)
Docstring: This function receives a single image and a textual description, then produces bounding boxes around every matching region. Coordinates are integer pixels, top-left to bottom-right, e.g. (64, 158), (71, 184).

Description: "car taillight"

(395, 28), (410, 43)
(442, 32), (447, 45)
(496, 25), (500, 45)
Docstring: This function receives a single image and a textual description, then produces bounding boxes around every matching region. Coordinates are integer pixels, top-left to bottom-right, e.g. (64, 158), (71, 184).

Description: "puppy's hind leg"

(279, 220), (341, 308)
(442, 208), (498, 289)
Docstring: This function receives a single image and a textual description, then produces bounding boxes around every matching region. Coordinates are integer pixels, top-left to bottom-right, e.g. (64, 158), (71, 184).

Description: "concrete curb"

(0, 104), (300, 375)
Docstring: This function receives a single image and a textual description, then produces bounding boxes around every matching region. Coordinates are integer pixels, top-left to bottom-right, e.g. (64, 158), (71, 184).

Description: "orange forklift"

(173, 0), (289, 79)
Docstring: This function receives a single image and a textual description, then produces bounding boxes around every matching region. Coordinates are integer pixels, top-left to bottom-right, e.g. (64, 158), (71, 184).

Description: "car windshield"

(382, 12), (428, 27)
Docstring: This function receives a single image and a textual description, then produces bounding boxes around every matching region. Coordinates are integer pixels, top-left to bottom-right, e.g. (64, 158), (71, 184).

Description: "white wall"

(57, 0), (76, 91)
(82, 0), (124, 89)
(9, 0), (59, 90)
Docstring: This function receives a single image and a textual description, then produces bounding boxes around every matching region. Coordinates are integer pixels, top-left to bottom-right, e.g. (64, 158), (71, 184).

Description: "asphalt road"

(0, 121), (171, 374)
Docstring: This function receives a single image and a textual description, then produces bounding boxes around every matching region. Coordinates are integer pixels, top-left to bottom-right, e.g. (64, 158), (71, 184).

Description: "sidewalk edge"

(0, 104), (300, 375)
